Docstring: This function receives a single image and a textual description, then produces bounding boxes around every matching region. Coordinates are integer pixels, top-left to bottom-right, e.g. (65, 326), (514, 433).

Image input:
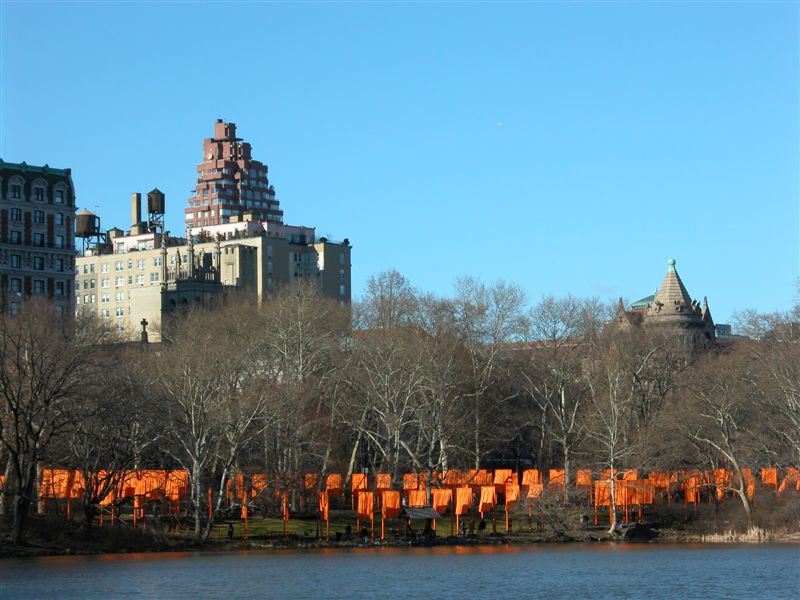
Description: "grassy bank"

(2, 499), (798, 559)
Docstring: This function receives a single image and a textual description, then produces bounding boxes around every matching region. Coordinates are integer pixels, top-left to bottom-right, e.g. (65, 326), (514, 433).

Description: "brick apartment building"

(0, 160), (75, 316)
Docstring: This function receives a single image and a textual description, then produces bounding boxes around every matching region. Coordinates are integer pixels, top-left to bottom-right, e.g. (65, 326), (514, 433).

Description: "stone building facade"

(0, 160), (75, 316)
(613, 258), (716, 354)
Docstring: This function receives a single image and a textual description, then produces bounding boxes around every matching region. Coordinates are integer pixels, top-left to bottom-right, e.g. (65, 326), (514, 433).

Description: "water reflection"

(1, 544), (797, 600)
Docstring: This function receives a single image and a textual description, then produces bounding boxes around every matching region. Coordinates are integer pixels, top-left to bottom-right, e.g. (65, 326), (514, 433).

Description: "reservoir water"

(1, 543), (798, 599)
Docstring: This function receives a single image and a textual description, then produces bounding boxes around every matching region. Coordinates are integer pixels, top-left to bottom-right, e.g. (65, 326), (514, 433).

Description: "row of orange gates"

(9, 466), (799, 540)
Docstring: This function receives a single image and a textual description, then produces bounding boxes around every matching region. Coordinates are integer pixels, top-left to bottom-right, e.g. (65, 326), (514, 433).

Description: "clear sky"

(1, 1), (797, 324)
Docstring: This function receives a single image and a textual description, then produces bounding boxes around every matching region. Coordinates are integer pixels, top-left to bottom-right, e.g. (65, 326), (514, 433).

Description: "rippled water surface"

(1, 543), (798, 599)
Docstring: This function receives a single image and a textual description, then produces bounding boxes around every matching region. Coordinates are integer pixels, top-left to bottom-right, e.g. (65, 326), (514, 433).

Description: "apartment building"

(0, 160), (75, 316)
(185, 120), (283, 228)
(76, 196), (351, 342)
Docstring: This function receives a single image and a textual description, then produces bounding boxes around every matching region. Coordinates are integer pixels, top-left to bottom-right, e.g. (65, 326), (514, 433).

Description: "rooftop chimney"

(131, 192), (142, 228)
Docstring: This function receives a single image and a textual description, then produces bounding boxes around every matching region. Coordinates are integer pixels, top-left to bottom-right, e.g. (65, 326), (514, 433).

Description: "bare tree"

(521, 295), (599, 501)
(0, 299), (102, 544)
(676, 348), (768, 520)
(341, 327), (425, 482)
(149, 300), (273, 539)
(584, 327), (656, 533)
(254, 281), (349, 487)
(453, 277), (528, 468)
(58, 346), (156, 534)
(355, 269), (417, 331)
(749, 305), (800, 467)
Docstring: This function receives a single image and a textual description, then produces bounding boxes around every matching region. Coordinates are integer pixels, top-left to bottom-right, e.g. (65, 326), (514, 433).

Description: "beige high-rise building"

(76, 210), (351, 341)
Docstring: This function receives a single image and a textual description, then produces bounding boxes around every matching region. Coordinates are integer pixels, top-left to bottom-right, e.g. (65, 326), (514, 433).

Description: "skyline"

(1, 2), (797, 325)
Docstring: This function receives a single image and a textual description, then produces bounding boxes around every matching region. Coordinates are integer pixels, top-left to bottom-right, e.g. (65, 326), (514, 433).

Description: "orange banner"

(432, 488), (452, 515)
(381, 491), (401, 519)
(455, 487), (473, 515)
(357, 491), (374, 519)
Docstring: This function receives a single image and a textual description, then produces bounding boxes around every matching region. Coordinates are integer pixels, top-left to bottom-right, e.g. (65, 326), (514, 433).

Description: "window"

(55, 258), (64, 272)
(115, 261), (123, 271)
(89, 279), (95, 289)
(33, 187), (44, 202)
(115, 292), (124, 302)
(101, 309), (110, 319)
(55, 190), (64, 204)
(55, 213), (64, 226)
(83, 280), (89, 289)
(10, 231), (21, 244)
(115, 277), (124, 287)
(115, 307), (124, 317)
(150, 272), (159, 282)
(9, 302), (19, 316)
(101, 278), (109, 288)
(339, 285), (346, 296)
(339, 253), (345, 266)
(101, 263), (109, 273)
(116, 322), (125, 332)
(83, 264), (90, 274)
(55, 282), (64, 297)
(10, 208), (21, 221)
(10, 255), (20, 268)
(153, 256), (162, 267)
(89, 263), (95, 273)
(9, 278), (21, 292)
(33, 210), (44, 224)
(33, 257), (44, 270)
(128, 276), (133, 284)
(32, 280), (44, 294)
(83, 294), (91, 304)
(136, 274), (144, 285)
(101, 293), (110, 303)
(55, 235), (64, 249)
(10, 184), (20, 199)
(75, 295), (80, 305)
(127, 260), (132, 269)
(137, 259), (145, 269)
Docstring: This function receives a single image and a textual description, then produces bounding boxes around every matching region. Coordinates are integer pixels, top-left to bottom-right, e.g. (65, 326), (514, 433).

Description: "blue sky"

(1, 1), (797, 324)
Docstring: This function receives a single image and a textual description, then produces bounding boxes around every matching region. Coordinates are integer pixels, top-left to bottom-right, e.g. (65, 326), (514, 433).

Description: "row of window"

(6, 185), (66, 204)
(8, 254), (67, 272)
(77, 294), (125, 312)
(79, 256), (163, 274)
(9, 208), (67, 225)
(7, 231), (66, 248)
(80, 272), (160, 289)
(81, 292), (127, 304)
(8, 277), (65, 296)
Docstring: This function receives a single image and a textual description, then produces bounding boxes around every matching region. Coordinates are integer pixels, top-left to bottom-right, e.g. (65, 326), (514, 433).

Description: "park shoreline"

(2, 524), (798, 559)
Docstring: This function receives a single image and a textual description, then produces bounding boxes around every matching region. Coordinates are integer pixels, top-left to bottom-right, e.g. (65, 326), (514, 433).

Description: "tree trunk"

(473, 397), (481, 469)
(192, 462), (202, 538)
(83, 503), (95, 537)
(11, 493), (30, 545)
(608, 464), (618, 534)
